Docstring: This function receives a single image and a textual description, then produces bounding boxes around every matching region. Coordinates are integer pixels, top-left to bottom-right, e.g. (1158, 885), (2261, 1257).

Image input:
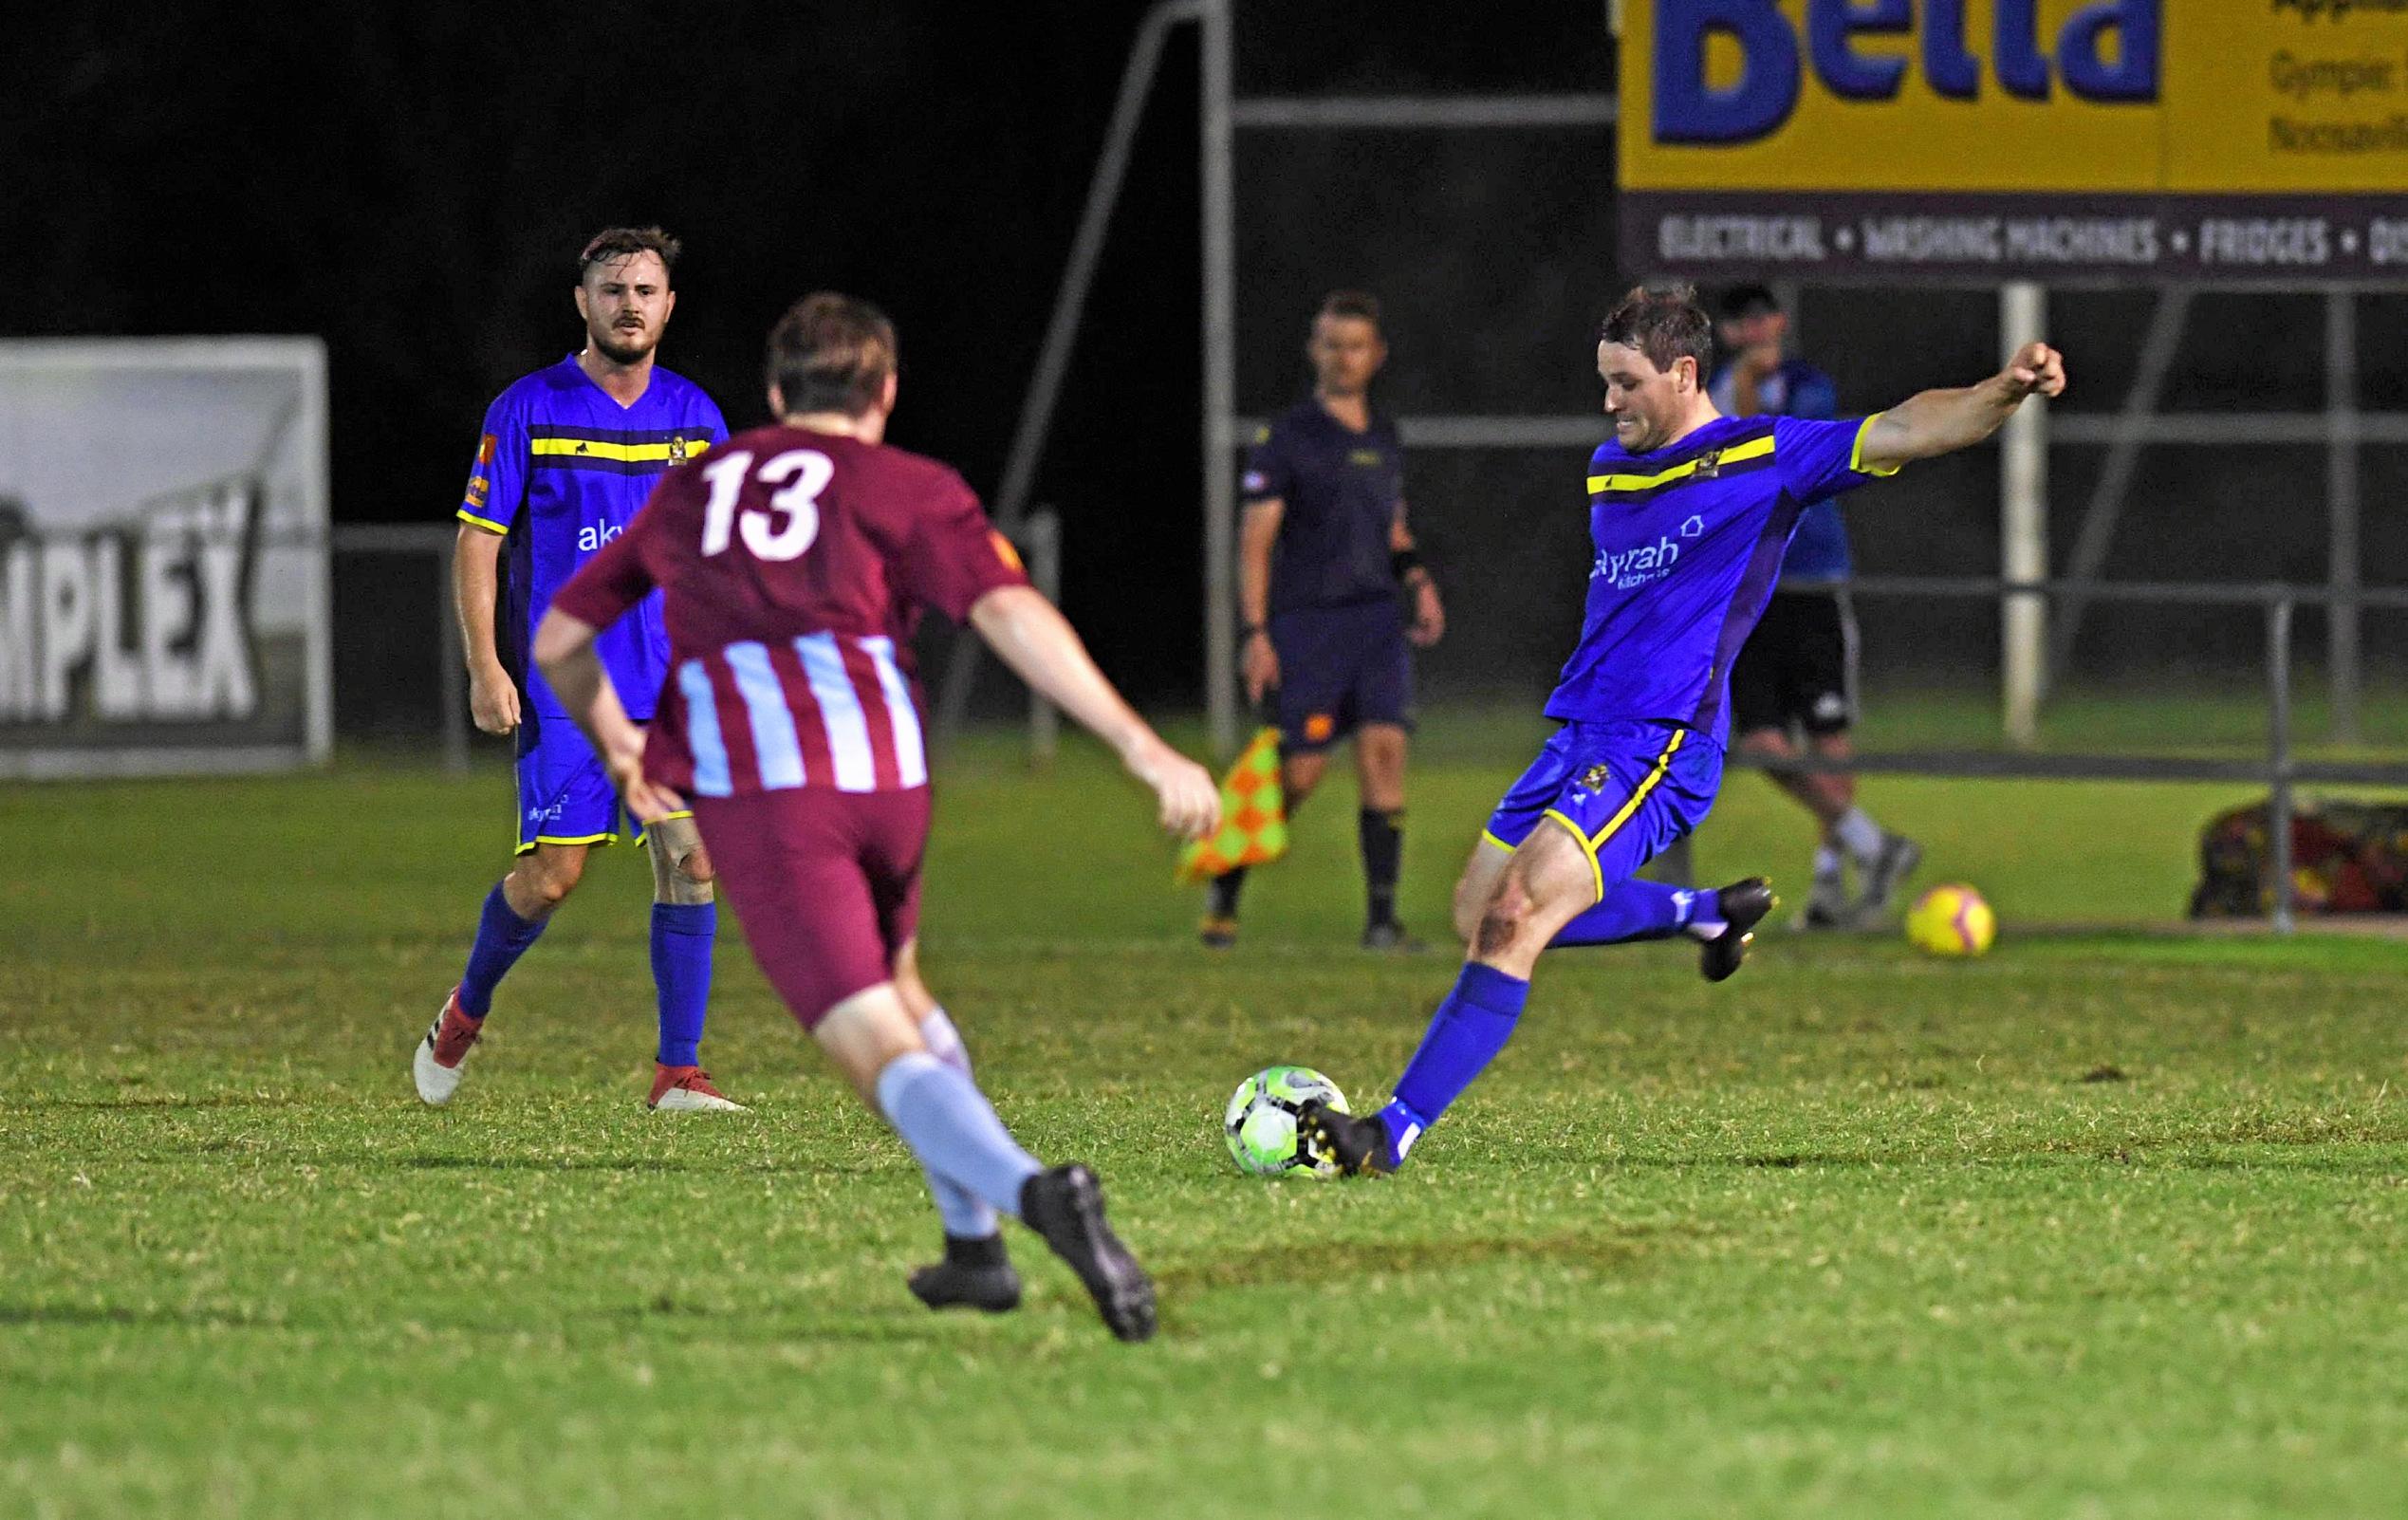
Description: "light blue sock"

(916, 1010), (998, 1237)
(1376, 962), (1530, 1168)
(1549, 878), (1694, 947)
(875, 1052), (1044, 1221)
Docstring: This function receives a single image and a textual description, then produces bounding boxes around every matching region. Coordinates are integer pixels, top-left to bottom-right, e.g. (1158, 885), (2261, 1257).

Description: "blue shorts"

(513, 709), (680, 856)
(1482, 720), (1724, 899)
(1269, 600), (1415, 752)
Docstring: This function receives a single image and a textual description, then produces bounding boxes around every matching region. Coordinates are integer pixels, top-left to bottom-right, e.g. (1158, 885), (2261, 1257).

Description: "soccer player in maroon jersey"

(532, 293), (1219, 1342)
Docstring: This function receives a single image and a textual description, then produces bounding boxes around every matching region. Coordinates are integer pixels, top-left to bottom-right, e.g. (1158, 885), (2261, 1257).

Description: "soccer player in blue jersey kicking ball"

(415, 227), (741, 1113)
(1303, 285), (2066, 1176)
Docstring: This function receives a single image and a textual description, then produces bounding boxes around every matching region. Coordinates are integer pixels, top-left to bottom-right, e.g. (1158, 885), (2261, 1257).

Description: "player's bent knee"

(811, 982), (927, 1101)
(663, 848), (714, 905)
(1473, 889), (1531, 960)
(518, 851), (585, 907)
(1452, 879), (1486, 944)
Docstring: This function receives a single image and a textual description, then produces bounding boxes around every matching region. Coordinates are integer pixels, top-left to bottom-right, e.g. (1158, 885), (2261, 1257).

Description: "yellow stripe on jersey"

(457, 509), (508, 534)
(1849, 414), (1903, 477)
(529, 437), (712, 464)
(1586, 435), (1776, 496)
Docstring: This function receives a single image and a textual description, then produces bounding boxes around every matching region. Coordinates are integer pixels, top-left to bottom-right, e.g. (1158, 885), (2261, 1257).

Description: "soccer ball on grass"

(1905, 883), (1996, 956)
(1224, 1066), (1349, 1178)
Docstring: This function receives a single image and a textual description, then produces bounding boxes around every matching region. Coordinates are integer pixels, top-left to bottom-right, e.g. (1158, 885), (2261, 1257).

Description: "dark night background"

(7, 1), (2400, 734)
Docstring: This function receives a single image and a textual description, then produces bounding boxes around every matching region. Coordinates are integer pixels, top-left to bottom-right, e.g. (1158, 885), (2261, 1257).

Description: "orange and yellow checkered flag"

(1175, 727), (1288, 885)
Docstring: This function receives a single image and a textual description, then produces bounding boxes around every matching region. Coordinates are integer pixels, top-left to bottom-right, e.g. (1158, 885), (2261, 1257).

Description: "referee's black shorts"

(1730, 586), (1858, 739)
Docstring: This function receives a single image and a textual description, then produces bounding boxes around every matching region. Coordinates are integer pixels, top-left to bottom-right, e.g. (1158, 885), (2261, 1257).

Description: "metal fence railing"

(324, 528), (2400, 930)
(1732, 576), (2408, 934)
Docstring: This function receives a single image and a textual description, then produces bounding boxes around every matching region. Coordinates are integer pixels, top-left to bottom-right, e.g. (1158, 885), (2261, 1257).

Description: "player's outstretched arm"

(967, 584), (1220, 841)
(530, 607), (686, 824)
(1855, 343), (2067, 473)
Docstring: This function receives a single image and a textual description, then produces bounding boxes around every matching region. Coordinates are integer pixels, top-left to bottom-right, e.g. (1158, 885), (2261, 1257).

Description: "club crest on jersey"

(1578, 763), (1611, 792)
(1693, 448), (1723, 479)
(669, 436), (689, 463)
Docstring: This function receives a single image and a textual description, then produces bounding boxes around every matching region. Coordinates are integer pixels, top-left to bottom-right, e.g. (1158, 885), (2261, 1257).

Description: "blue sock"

(649, 902), (716, 1067)
(1550, 878), (1695, 948)
(1377, 962), (1531, 1168)
(875, 1052), (1045, 1220)
(916, 1010), (998, 1237)
(457, 882), (546, 1018)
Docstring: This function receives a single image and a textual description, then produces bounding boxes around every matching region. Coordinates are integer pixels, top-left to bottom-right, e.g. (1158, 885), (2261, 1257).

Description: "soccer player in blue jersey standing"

(414, 227), (741, 1113)
(1304, 286), (2065, 1175)
(1713, 285), (1920, 929)
(1204, 291), (1445, 952)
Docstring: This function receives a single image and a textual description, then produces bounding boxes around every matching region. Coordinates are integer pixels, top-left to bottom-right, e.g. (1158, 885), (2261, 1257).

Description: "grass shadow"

(1153, 1227), (1654, 1294)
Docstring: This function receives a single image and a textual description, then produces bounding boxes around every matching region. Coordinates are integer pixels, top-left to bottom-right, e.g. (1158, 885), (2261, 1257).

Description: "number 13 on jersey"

(699, 449), (832, 561)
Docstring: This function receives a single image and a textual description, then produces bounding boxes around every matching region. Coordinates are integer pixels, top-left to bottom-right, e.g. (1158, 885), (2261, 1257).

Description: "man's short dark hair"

(1318, 289), (1382, 327)
(579, 226), (681, 283)
(767, 292), (898, 417)
(1716, 283), (1781, 321)
(1599, 285), (1713, 377)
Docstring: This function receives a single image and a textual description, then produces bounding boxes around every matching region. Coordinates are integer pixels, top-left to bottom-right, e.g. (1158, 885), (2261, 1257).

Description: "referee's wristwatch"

(1241, 623), (1268, 645)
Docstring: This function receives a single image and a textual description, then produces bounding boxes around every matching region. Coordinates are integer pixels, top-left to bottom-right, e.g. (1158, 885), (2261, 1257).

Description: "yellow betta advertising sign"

(1620, 0), (2408, 282)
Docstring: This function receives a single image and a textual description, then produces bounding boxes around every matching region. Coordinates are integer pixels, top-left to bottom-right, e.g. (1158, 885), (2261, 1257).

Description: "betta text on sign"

(1654, 0), (2163, 144)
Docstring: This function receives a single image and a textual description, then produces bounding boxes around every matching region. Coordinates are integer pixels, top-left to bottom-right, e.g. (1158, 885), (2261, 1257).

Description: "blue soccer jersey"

(1545, 413), (1897, 743)
(458, 356), (726, 720)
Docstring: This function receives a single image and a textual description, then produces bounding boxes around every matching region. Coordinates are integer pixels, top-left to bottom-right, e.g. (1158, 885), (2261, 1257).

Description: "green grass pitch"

(4, 714), (2403, 1519)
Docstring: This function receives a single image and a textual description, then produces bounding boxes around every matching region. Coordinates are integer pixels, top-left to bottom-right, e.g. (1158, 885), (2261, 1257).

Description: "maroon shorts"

(691, 787), (932, 1030)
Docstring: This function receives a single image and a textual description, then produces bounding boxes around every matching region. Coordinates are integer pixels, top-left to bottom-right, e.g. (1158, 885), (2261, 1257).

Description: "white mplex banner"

(0, 339), (331, 778)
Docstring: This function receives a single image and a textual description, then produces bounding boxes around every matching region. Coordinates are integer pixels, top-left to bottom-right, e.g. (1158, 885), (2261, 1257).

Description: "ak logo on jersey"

(576, 520), (627, 552)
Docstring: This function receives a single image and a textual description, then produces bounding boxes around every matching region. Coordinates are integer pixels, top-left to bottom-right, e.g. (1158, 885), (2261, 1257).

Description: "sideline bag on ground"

(2189, 797), (2408, 918)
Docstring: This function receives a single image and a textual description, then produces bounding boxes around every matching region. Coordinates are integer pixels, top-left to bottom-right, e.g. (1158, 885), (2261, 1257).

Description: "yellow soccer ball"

(1905, 884), (1996, 956)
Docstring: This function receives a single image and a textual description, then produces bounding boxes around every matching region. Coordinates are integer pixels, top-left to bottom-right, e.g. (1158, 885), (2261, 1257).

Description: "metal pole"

(934, 0), (1197, 748)
(2267, 598), (2295, 935)
(1025, 510), (1061, 769)
(991, 0), (1197, 536)
(1199, 0), (1240, 760)
(2325, 288), (2362, 745)
(1999, 283), (2048, 749)
(436, 533), (469, 775)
